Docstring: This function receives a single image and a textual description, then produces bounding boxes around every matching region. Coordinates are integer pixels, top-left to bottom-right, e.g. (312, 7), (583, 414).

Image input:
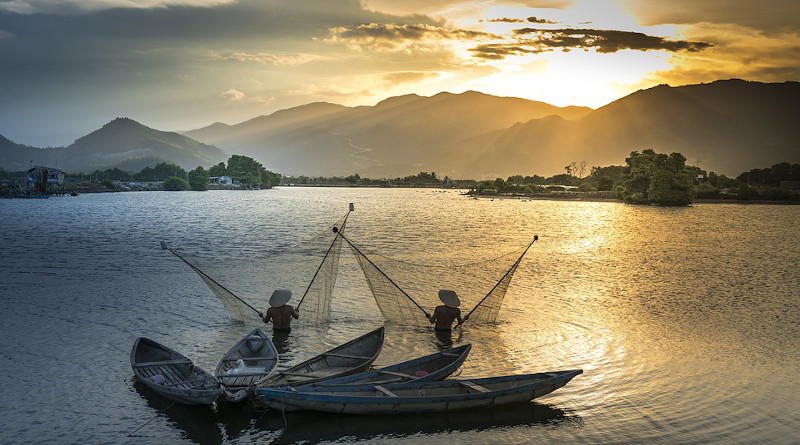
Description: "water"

(1, 188), (798, 444)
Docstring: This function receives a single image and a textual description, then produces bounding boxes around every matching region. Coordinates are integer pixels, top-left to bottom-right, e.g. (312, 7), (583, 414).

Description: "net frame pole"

(161, 242), (261, 315)
(337, 231), (431, 318)
(459, 235), (538, 327)
(296, 210), (350, 310)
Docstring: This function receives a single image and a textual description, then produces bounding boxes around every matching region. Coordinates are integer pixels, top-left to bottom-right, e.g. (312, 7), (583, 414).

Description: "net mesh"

(169, 214), (349, 324)
(343, 234), (535, 326)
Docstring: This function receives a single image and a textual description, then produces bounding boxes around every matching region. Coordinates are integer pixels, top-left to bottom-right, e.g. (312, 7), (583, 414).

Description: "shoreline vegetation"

(2, 151), (798, 205)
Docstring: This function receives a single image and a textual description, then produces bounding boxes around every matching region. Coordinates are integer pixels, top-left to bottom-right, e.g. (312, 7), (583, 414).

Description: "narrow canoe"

(130, 337), (221, 405)
(257, 369), (582, 414)
(304, 344), (471, 387)
(259, 327), (384, 387)
(215, 329), (279, 403)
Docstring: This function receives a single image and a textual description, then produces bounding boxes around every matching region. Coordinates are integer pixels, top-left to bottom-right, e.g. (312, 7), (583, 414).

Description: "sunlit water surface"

(1, 188), (798, 444)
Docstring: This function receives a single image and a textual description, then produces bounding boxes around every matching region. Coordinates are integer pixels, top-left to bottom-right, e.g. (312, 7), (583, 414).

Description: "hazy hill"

(185, 90), (593, 177)
(427, 79), (800, 178)
(3, 80), (797, 179)
(0, 118), (228, 173)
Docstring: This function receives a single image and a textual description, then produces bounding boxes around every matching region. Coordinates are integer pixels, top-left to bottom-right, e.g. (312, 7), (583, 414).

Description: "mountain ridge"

(1, 79), (798, 177)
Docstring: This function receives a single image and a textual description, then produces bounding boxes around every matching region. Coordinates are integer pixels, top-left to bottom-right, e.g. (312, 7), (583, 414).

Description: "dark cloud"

(470, 43), (541, 60)
(512, 28), (712, 54)
(326, 23), (495, 44)
(483, 17), (526, 23)
(527, 16), (558, 24)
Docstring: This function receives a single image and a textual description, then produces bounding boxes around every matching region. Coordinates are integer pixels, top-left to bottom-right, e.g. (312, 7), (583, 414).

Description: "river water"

(1, 188), (798, 444)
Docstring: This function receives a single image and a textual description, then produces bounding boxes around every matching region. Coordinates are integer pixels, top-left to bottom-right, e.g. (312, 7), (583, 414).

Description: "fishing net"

(342, 234), (536, 327)
(167, 214), (348, 324)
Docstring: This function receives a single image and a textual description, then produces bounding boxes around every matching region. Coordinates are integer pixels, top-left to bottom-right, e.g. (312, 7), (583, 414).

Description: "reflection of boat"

(257, 369), (582, 414)
(215, 329), (278, 403)
(272, 402), (575, 444)
(307, 343), (471, 387)
(131, 380), (223, 443)
(130, 337), (221, 405)
(259, 327), (384, 387)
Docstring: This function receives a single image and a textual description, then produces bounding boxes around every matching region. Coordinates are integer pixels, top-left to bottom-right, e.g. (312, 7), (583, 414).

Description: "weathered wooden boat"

(130, 337), (221, 405)
(304, 343), (471, 387)
(215, 329), (279, 403)
(256, 369), (582, 414)
(259, 327), (384, 387)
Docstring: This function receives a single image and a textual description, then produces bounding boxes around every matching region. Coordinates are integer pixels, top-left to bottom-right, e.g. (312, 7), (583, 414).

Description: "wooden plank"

(378, 370), (416, 379)
(278, 371), (318, 378)
(460, 380), (490, 393)
(133, 359), (192, 368)
(373, 385), (398, 398)
(323, 353), (372, 360)
(222, 356), (275, 362)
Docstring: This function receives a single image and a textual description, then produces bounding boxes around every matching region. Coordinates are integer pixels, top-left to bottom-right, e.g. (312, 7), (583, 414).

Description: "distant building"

(26, 165), (64, 193)
(210, 176), (233, 185)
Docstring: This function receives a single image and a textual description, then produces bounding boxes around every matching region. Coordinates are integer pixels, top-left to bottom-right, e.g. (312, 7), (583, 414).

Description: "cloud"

(626, 0), (800, 32)
(483, 18), (526, 23)
(324, 23), (496, 51)
(470, 43), (541, 60)
(213, 52), (329, 65)
(511, 28), (712, 54)
(0, 0), (235, 14)
(221, 88), (245, 101)
(527, 16), (558, 24)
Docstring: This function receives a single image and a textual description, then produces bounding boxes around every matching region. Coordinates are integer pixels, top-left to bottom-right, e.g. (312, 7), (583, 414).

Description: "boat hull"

(215, 329), (278, 403)
(131, 337), (221, 406)
(259, 327), (384, 387)
(258, 370), (582, 414)
(306, 343), (471, 387)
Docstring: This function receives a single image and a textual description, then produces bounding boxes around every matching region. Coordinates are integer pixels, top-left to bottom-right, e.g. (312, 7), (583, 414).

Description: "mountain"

(0, 134), (43, 171)
(184, 81), (799, 178)
(3, 80), (797, 178)
(0, 118), (228, 173)
(427, 79), (800, 178)
(185, 91), (593, 177)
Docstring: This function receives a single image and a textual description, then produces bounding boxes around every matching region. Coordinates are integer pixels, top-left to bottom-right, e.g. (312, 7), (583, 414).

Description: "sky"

(1, 0), (798, 147)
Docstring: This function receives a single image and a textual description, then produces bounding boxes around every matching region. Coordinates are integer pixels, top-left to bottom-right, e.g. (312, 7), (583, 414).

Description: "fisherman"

(427, 289), (468, 331)
(259, 289), (299, 333)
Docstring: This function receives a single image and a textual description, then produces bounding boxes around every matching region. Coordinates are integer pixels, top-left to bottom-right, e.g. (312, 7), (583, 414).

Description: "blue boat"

(303, 344), (471, 387)
(257, 369), (582, 414)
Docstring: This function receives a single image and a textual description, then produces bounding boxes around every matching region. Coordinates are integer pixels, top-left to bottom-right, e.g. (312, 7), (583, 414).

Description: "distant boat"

(305, 344), (471, 387)
(130, 337), (221, 405)
(259, 327), (384, 387)
(215, 329), (278, 403)
(256, 369), (582, 415)
(14, 192), (49, 199)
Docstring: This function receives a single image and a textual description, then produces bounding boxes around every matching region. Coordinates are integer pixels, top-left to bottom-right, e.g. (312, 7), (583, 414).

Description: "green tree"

(615, 149), (694, 205)
(208, 162), (227, 177)
(188, 166), (209, 191)
(163, 176), (190, 191)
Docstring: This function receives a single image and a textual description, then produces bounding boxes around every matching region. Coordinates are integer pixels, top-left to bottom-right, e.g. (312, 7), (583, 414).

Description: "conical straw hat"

(269, 289), (292, 307)
(438, 289), (460, 308)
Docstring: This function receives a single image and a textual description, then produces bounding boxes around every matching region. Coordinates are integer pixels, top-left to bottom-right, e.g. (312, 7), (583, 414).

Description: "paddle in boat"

(256, 369), (582, 414)
(130, 337), (221, 406)
(259, 327), (384, 387)
(215, 329), (279, 403)
(303, 343), (472, 387)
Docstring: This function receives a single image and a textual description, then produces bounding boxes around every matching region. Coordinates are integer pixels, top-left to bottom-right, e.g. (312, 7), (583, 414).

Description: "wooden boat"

(130, 337), (221, 405)
(304, 343), (471, 387)
(215, 329), (278, 403)
(259, 327), (384, 387)
(256, 369), (582, 414)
